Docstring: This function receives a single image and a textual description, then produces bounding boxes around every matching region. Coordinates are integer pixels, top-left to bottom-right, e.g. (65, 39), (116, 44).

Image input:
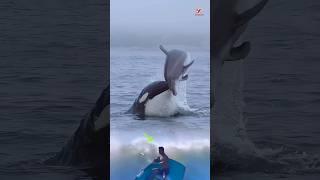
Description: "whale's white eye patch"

(94, 106), (108, 131)
(139, 92), (149, 103)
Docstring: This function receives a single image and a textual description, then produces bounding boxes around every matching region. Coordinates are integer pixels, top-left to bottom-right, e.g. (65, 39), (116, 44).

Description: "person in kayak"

(149, 147), (170, 180)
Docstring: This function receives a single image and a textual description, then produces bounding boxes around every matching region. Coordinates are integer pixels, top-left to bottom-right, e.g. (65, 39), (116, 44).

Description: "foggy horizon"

(111, 0), (210, 48)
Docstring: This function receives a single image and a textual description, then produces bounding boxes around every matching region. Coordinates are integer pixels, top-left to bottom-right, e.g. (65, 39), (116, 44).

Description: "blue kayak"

(135, 159), (185, 180)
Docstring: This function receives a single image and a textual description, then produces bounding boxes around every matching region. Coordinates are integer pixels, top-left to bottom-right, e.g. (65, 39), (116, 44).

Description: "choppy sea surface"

(1, 0), (320, 180)
(0, 1), (107, 179)
(110, 47), (210, 180)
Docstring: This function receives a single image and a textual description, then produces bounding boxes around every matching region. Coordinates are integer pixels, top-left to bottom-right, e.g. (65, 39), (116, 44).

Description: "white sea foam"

(110, 134), (210, 180)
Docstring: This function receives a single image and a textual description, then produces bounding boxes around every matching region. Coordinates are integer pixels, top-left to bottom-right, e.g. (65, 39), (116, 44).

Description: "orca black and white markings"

(46, 87), (108, 178)
(129, 45), (194, 117)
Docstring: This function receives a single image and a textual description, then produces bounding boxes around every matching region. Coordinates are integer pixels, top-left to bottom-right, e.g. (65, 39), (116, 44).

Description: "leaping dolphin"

(160, 45), (194, 96)
(213, 0), (269, 103)
(212, 0), (269, 171)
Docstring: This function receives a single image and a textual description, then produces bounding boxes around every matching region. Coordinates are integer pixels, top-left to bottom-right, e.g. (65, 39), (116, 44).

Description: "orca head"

(160, 45), (194, 96)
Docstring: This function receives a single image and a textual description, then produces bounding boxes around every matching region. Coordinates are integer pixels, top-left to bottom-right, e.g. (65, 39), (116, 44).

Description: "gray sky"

(111, 0), (210, 48)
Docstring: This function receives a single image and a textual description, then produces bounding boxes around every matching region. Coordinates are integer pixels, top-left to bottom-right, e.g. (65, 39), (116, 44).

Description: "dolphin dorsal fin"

(235, 0), (269, 28)
(160, 45), (168, 55)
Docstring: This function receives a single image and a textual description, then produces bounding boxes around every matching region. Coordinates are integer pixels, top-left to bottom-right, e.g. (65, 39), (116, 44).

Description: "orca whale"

(46, 87), (109, 178)
(129, 45), (194, 117)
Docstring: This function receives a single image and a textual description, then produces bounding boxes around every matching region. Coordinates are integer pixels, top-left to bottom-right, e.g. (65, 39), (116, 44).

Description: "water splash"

(111, 137), (210, 180)
(213, 60), (320, 174)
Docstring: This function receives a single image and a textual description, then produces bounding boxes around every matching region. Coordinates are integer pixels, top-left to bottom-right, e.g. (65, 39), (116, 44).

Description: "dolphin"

(160, 45), (194, 96)
(213, 0), (269, 103)
(213, 0), (268, 63)
(46, 87), (109, 178)
(212, 0), (269, 173)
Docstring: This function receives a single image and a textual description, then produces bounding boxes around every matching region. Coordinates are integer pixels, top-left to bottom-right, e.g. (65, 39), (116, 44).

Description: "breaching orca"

(129, 45), (194, 117)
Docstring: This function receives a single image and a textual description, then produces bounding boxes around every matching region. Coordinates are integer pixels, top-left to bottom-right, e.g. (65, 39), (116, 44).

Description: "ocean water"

(0, 1), (107, 179)
(110, 47), (210, 180)
(215, 1), (320, 179)
(2, 0), (319, 180)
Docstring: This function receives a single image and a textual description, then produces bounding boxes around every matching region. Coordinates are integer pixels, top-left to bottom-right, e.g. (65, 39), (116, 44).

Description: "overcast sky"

(110, 0), (210, 48)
